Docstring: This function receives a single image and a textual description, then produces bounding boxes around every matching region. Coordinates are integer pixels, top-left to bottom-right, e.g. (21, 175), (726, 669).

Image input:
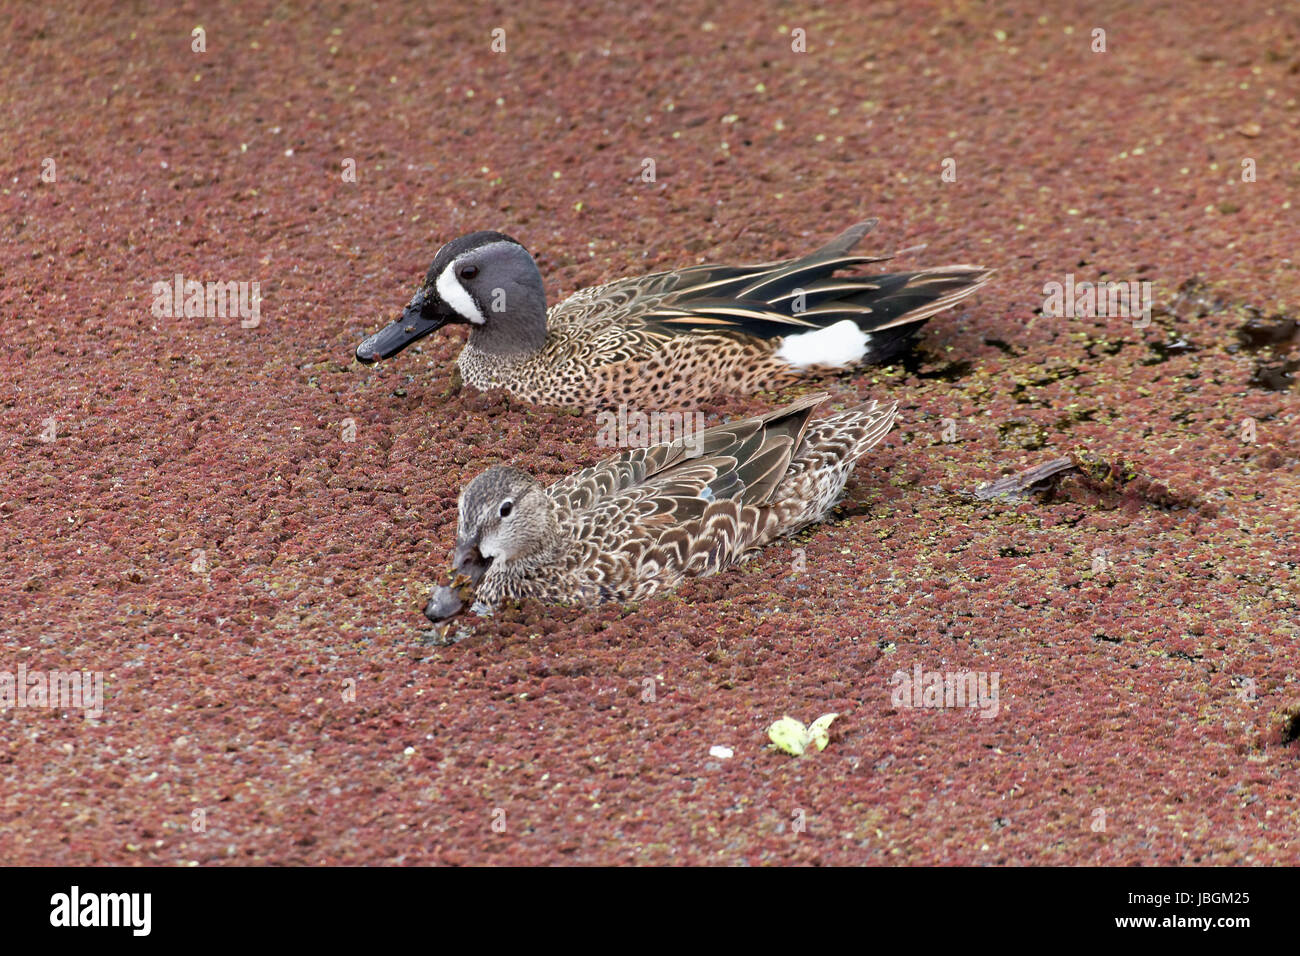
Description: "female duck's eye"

(499, 500), (513, 518)
(460, 265), (478, 280)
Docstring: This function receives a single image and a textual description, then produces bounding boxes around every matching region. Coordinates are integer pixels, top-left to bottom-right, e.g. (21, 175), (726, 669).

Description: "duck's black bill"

(355, 306), (448, 363)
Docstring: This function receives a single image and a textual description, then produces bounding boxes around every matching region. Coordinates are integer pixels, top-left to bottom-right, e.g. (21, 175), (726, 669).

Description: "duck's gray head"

(356, 231), (547, 363)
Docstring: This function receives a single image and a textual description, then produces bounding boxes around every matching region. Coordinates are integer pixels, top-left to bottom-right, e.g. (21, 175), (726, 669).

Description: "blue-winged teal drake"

(356, 221), (991, 411)
(424, 392), (896, 632)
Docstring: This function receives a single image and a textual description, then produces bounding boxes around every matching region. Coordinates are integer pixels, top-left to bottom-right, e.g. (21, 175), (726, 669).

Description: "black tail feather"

(643, 221), (993, 354)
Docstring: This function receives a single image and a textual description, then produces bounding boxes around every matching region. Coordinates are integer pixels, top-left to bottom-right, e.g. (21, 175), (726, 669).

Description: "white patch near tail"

(774, 319), (870, 368)
(436, 260), (486, 324)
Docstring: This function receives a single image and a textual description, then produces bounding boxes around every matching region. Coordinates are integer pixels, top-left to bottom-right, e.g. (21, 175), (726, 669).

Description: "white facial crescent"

(437, 258), (486, 325)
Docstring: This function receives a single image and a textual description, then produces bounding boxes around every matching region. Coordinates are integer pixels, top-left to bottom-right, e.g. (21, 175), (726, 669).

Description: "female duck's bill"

(424, 584), (465, 622)
(423, 571), (480, 623)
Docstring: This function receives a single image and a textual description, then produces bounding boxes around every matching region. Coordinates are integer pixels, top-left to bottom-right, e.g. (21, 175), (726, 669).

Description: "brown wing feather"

(548, 393), (828, 516)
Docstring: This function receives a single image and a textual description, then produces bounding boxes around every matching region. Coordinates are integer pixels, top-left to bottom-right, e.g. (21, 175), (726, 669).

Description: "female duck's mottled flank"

(357, 220), (991, 411)
(424, 392), (897, 631)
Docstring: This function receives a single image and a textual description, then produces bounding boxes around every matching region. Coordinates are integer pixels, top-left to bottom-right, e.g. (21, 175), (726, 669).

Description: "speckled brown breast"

(458, 330), (802, 411)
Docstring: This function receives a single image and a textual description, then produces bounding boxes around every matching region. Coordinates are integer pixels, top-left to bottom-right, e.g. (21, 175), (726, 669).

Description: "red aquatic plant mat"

(1, 0), (1296, 864)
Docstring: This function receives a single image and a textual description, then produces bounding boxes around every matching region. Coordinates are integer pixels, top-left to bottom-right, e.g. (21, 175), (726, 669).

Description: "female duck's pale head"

(423, 465), (557, 624)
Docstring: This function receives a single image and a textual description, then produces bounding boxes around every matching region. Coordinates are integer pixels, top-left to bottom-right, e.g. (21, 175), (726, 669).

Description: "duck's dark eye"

(498, 500), (513, 518)
(459, 265), (478, 280)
